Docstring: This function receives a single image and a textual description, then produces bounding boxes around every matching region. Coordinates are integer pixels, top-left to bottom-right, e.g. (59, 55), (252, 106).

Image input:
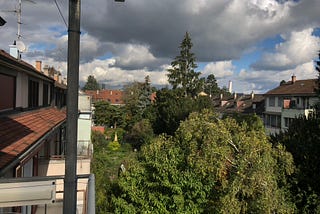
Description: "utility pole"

(63, 0), (80, 213)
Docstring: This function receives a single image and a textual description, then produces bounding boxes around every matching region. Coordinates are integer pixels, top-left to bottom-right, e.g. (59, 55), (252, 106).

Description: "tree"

(271, 115), (320, 212)
(152, 88), (195, 135)
(124, 119), (154, 150)
(112, 110), (295, 213)
(137, 75), (152, 111)
(82, 75), (100, 91)
(315, 51), (320, 115)
(203, 74), (220, 96)
(167, 32), (201, 97)
(93, 100), (125, 128)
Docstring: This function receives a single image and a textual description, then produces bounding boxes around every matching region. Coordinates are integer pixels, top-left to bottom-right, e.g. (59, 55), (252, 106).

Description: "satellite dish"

(16, 40), (27, 52)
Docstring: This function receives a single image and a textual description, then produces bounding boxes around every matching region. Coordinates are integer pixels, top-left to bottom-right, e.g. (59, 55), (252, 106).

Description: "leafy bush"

(107, 141), (121, 151)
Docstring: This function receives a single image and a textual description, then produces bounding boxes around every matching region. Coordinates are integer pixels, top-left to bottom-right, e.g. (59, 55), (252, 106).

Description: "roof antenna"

(3, 0), (35, 51)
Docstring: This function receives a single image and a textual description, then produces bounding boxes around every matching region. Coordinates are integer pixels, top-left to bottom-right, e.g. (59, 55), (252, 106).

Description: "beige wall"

(16, 72), (28, 108)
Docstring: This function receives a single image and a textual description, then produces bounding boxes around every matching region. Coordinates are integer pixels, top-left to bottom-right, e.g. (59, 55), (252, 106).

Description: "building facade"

(0, 46), (67, 213)
(264, 75), (319, 135)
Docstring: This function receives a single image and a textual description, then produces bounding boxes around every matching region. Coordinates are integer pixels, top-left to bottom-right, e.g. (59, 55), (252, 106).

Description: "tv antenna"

(3, 0), (35, 41)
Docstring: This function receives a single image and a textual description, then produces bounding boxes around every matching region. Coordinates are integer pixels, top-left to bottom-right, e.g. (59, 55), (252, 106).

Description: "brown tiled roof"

(265, 79), (318, 95)
(85, 90), (124, 105)
(212, 94), (265, 115)
(0, 49), (35, 71)
(0, 107), (66, 171)
(0, 49), (60, 84)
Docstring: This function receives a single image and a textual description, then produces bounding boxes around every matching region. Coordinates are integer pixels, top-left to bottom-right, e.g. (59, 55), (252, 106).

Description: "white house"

(264, 75), (319, 135)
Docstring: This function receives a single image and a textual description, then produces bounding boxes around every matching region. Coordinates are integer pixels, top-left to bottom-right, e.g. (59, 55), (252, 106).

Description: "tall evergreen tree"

(167, 32), (200, 97)
(137, 75), (152, 111)
(315, 51), (320, 116)
(82, 75), (100, 91)
(204, 74), (220, 96)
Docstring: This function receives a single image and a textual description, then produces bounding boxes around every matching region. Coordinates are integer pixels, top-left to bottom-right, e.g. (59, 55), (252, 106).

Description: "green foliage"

(93, 100), (125, 128)
(124, 119), (154, 150)
(123, 80), (151, 130)
(137, 75), (153, 111)
(315, 51), (320, 115)
(203, 74), (221, 96)
(167, 32), (201, 97)
(112, 110), (295, 213)
(152, 88), (214, 135)
(271, 116), (320, 212)
(224, 113), (265, 132)
(91, 130), (107, 148)
(82, 75), (100, 90)
(92, 137), (135, 213)
(107, 141), (121, 151)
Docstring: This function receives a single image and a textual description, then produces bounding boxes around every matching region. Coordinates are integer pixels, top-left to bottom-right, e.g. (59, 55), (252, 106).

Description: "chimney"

(35, 61), (42, 72)
(9, 40), (20, 59)
(251, 91), (255, 100)
(220, 93), (223, 100)
(233, 92), (237, 100)
(228, 80), (233, 93)
(291, 75), (296, 84)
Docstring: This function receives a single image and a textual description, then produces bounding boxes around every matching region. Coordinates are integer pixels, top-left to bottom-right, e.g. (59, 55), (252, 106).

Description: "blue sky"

(0, 0), (319, 93)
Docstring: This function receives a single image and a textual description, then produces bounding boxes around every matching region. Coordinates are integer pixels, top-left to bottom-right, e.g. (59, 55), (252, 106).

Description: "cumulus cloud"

(252, 28), (320, 70)
(201, 61), (234, 78)
(0, 0), (319, 92)
(78, 58), (169, 88)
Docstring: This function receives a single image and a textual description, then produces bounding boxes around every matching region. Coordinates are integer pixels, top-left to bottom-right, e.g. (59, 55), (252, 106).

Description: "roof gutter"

(0, 119), (66, 177)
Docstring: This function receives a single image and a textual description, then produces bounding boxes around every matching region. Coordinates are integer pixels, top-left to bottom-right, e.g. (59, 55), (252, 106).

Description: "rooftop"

(265, 78), (318, 96)
(0, 107), (66, 171)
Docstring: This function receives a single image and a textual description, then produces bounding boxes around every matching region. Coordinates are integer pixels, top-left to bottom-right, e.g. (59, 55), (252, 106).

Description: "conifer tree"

(82, 75), (100, 91)
(167, 32), (200, 97)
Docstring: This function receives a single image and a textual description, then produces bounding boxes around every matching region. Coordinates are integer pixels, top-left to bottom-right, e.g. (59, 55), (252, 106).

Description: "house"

(0, 45), (67, 213)
(212, 92), (265, 118)
(0, 44), (93, 213)
(263, 75), (319, 135)
(85, 89), (124, 105)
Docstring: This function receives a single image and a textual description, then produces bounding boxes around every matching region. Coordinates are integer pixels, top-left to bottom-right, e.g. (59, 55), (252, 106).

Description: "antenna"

(3, 0), (36, 40)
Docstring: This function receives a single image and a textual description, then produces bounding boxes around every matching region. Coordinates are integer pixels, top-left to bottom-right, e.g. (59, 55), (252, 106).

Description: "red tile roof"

(0, 107), (66, 171)
(92, 126), (105, 134)
(85, 90), (124, 105)
(265, 79), (318, 95)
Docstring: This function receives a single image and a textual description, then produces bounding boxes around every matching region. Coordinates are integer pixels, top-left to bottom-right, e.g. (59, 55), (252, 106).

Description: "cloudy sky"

(0, 0), (319, 93)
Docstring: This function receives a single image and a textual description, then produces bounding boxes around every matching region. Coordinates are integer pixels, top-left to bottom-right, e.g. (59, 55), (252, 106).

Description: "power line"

(53, 0), (67, 29)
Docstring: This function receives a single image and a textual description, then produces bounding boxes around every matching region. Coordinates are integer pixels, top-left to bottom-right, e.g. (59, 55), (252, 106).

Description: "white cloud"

(201, 61), (234, 78)
(252, 28), (320, 70)
(114, 44), (157, 69)
(78, 58), (168, 88)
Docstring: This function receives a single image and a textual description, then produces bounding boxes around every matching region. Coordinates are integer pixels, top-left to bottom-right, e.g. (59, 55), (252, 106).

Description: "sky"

(0, 0), (319, 93)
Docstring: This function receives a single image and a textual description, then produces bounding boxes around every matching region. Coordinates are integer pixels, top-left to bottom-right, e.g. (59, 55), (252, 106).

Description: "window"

(28, 79), (39, 108)
(0, 73), (15, 111)
(277, 97), (283, 107)
(269, 97), (275, 107)
(265, 114), (281, 128)
(43, 83), (49, 106)
(284, 117), (294, 128)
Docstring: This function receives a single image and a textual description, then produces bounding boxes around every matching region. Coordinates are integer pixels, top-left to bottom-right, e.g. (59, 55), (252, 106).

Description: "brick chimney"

(291, 75), (296, 84)
(35, 60), (42, 72)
